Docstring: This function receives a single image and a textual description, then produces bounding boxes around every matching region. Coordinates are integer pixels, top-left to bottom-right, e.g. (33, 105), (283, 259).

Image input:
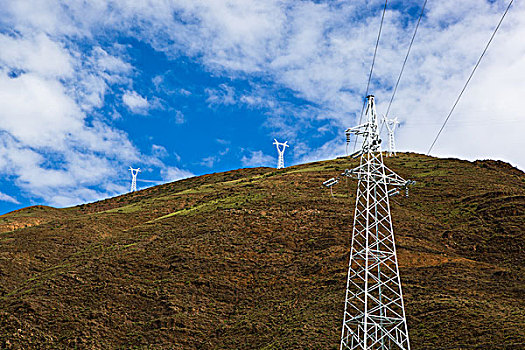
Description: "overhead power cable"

(352, 0), (388, 152)
(385, 0), (428, 119)
(427, 0), (514, 155)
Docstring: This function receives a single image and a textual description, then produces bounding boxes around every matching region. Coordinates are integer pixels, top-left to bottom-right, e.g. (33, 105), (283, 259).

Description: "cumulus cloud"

(0, 192), (20, 204)
(200, 148), (229, 168)
(0, 0), (524, 211)
(0, 8), (141, 206)
(0, 68), (139, 206)
(0, 33), (73, 78)
(122, 90), (149, 114)
(241, 150), (275, 168)
(161, 166), (194, 182)
(93, 47), (132, 75)
(205, 84), (236, 106)
(112, 0), (522, 169)
(151, 144), (168, 158)
(200, 156), (217, 168)
(216, 139), (230, 145)
(173, 110), (185, 124)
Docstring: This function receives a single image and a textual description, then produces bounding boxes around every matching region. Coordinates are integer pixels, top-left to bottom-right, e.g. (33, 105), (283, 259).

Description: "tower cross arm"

(273, 139), (289, 148)
(273, 139), (289, 169)
(382, 117), (399, 132)
(345, 123), (370, 136)
(342, 163), (415, 188)
(382, 165), (409, 187)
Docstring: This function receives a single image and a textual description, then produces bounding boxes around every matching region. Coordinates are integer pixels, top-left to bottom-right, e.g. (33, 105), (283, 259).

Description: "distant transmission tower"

(326, 95), (414, 350)
(273, 139), (289, 169)
(383, 117), (399, 157)
(129, 167), (141, 192)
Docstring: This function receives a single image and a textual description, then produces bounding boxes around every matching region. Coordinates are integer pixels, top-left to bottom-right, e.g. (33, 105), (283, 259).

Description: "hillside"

(0, 153), (523, 349)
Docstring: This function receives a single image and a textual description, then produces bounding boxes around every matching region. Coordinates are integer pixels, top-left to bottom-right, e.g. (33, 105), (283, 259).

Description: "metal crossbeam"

(382, 117), (399, 157)
(129, 166), (140, 192)
(273, 139), (289, 169)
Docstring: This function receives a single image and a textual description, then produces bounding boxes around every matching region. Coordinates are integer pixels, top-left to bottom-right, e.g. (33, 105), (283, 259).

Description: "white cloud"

(178, 88), (191, 96)
(0, 192), (20, 204)
(151, 144), (168, 158)
(93, 47), (132, 74)
(173, 110), (185, 124)
(122, 90), (149, 114)
(0, 73), (82, 149)
(0, 33), (73, 78)
(205, 84), (236, 106)
(200, 156), (217, 168)
(200, 147), (229, 168)
(0, 12), (143, 207)
(161, 166), (194, 182)
(241, 150), (275, 168)
(0, 61), (141, 206)
(216, 139), (230, 145)
(239, 94), (265, 107)
(167, 0), (523, 169)
(0, 0), (524, 213)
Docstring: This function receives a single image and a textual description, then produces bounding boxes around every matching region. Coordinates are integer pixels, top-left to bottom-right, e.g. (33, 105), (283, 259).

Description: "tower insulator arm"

(322, 178), (339, 188)
(342, 164), (416, 191)
(346, 123), (369, 136)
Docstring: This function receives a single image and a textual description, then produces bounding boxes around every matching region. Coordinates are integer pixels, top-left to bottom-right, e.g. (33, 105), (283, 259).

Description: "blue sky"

(0, 0), (523, 214)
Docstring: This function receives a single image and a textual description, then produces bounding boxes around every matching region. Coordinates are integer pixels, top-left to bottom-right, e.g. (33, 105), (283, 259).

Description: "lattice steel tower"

(129, 167), (140, 192)
(273, 139), (289, 169)
(339, 95), (413, 350)
(382, 117), (399, 157)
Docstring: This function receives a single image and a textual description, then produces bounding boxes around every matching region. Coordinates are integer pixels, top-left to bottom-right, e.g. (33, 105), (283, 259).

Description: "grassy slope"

(0, 153), (523, 349)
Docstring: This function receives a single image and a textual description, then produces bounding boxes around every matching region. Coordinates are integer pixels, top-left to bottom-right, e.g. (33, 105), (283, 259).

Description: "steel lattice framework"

(129, 167), (140, 192)
(273, 139), (289, 169)
(339, 95), (412, 350)
(382, 117), (399, 157)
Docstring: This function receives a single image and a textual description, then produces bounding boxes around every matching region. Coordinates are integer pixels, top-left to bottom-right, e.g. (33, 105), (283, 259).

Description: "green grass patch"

(412, 169), (451, 178)
(175, 186), (217, 195)
(153, 193), (266, 221)
(104, 203), (144, 214)
(285, 166), (330, 174)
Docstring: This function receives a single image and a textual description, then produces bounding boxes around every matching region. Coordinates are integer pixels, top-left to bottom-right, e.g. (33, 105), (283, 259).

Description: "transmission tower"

(129, 167), (140, 192)
(382, 117), (399, 157)
(273, 139), (289, 169)
(326, 95), (414, 350)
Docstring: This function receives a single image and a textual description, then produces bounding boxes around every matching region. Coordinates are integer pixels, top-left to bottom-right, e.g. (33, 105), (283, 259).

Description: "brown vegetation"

(0, 153), (523, 349)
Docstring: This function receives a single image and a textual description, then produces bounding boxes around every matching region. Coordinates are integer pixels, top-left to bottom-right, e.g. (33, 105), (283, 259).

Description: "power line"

(385, 0), (427, 119)
(427, 0), (514, 155)
(396, 118), (522, 128)
(352, 0), (388, 152)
